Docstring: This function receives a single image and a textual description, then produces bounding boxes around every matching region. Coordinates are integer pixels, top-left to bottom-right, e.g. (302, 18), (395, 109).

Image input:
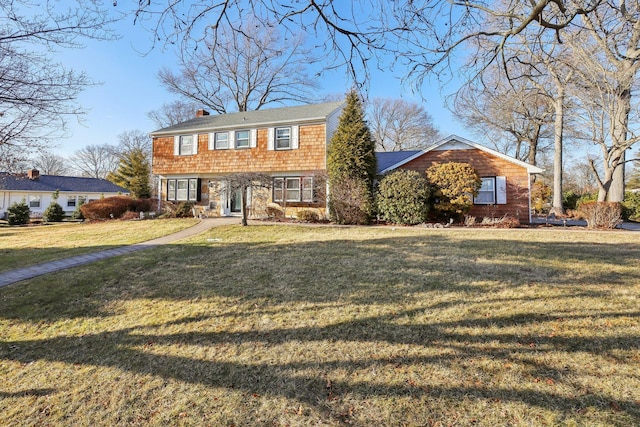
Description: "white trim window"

(166, 178), (200, 202)
(67, 196), (76, 207)
(475, 177), (496, 205)
(474, 176), (507, 205)
(275, 127), (291, 149)
(273, 177), (315, 203)
(212, 132), (229, 150)
(235, 130), (250, 148)
(28, 195), (41, 208)
(174, 134), (198, 155)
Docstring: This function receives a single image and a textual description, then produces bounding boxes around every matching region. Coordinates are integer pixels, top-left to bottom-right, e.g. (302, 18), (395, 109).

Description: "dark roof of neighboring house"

(150, 101), (345, 136)
(376, 150), (422, 174)
(0, 173), (129, 193)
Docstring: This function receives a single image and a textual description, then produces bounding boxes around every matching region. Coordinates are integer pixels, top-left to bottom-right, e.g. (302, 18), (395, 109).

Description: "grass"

(0, 224), (639, 426)
(0, 218), (199, 272)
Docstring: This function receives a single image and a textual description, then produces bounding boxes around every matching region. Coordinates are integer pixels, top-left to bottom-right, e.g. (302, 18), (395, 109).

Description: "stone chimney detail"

(196, 109), (210, 117)
(27, 169), (40, 180)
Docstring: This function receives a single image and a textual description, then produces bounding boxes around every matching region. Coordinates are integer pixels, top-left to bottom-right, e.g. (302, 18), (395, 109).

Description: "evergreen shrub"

(7, 200), (30, 225)
(42, 203), (65, 223)
(376, 170), (431, 225)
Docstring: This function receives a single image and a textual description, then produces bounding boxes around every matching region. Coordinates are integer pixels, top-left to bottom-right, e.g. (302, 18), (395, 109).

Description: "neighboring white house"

(0, 169), (129, 218)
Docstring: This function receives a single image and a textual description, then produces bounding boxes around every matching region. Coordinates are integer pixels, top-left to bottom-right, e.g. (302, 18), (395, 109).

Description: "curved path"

(0, 217), (242, 288)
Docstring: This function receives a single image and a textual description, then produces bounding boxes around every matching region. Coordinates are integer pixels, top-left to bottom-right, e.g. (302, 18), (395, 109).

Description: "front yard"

(0, 224), (638, 426)
(0, 218), (199, 272)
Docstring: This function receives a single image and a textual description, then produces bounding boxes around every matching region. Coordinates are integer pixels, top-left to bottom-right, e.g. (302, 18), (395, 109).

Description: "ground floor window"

(67, 197), (76, 207)
(28, 195), (41, 208)
(474, 177), (496, 205)
(273, 177), (315, 203)
(167, 178), (200, 202)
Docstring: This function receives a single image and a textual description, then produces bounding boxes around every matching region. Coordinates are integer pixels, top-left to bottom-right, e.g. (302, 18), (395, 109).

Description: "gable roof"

(376, 150), (421, 175)
(378, 135), (544, 175)
(0, 173), (129, 194)
(150, 101), (346, 136)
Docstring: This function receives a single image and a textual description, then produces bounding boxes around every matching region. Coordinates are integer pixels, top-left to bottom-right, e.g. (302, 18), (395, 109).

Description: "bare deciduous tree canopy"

(369, 98), (441, 152)
(0, 0), (116, 152)
(157, 17), (320, 113)
(147, 100), (200, 129)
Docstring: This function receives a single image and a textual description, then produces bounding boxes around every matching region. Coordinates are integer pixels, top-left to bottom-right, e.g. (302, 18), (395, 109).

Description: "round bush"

(376, 170), (431, 225)
(42, 202), (65, 223)
(7, 200), (30, 225)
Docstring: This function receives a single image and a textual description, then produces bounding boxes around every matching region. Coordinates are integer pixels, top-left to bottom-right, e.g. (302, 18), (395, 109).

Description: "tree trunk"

(550, 88), (565, 215)
(241, 186), (248, 226)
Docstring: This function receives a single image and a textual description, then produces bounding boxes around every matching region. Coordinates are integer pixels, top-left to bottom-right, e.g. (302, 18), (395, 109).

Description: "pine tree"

(327, 90), (377, 224)
(107, 148), (151, 199)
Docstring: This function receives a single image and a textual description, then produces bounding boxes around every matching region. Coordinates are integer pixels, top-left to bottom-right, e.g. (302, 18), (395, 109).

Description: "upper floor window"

(211, 132), (229, 150)
(275, 127), (291, 149)
(235, 130), (250, 148)
(179, 135), (194, 155)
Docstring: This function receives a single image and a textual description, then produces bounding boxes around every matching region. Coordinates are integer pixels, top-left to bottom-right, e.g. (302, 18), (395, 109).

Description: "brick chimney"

(196, 109), (210, 117)
(27, 169), (40, 180)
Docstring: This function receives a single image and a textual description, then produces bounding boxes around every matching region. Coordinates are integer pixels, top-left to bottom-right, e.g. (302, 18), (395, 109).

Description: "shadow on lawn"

(1, 306), (639, 421)
(1, 229), (639, 422)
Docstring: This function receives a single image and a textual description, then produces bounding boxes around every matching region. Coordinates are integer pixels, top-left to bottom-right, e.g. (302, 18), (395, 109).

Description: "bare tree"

(211, 173), (273, 226)
(70, 144), (118, 179)
(369, 98), (441, 152)
(569, 3), (640, 202)
(115, 130), (152, 158)
(32, 152), (70, 176)
(0, 1), (115, 153)
(452, 65), (554, 165)
(157, 17), (320, 113)
(147, 100), (199, 129)
(128, 1), (601, 89)
(0, 145), (29, 174)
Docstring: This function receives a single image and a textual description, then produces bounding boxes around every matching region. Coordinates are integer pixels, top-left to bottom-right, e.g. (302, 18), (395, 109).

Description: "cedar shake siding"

(398, 148), (533, 223)
(152, 123), (328, 175)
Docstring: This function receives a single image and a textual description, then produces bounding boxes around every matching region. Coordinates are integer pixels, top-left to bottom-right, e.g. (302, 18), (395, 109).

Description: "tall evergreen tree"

(107, 148), (151, 199)
(327, 91), (377, 224)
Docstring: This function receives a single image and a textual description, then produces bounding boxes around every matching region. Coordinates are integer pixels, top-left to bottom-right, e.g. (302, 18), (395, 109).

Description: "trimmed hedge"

(80, 196), (154, 220)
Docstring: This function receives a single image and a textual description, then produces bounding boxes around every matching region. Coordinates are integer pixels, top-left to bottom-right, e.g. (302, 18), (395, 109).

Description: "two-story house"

(151, 101), (344, 218)
(151, 101), (543, 223)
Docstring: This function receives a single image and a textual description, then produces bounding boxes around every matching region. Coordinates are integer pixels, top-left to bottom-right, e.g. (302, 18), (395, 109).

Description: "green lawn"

(0, 218), (199, 272)
(1, 225), (638, 426)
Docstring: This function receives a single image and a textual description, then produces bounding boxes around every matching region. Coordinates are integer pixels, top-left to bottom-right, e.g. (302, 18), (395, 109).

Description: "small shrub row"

(296, 209), (320, 222)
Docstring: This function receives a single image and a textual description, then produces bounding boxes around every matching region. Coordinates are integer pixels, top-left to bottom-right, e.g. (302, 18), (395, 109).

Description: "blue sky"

(54, 14), (472, 157)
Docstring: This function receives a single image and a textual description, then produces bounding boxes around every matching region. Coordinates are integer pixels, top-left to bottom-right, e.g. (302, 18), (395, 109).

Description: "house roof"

(150, 101), (346, 136)
(378, 135), (545, 175)
(0, 173), (129, 194)
(376, 150), (422, 174)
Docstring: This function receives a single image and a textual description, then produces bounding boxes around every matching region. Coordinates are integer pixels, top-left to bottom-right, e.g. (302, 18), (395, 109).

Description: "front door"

(230, 189), (242, 213)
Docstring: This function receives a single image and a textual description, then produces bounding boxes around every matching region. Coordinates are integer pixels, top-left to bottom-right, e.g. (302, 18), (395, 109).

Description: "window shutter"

(208, 133), (214, 150)
(496, 176), (507, 204)
(229, 131), (235, 149)
(250, 129), (257, 148)
(174, 136), (180, 155)
(291, 125), (299, 149)
(197, 178), (202, 202)
(267, 127), (275, 150)
(192, 134), (198, 154)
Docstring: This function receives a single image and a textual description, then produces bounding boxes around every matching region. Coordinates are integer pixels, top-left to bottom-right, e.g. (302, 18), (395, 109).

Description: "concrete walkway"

(0, 217), (243, 288)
